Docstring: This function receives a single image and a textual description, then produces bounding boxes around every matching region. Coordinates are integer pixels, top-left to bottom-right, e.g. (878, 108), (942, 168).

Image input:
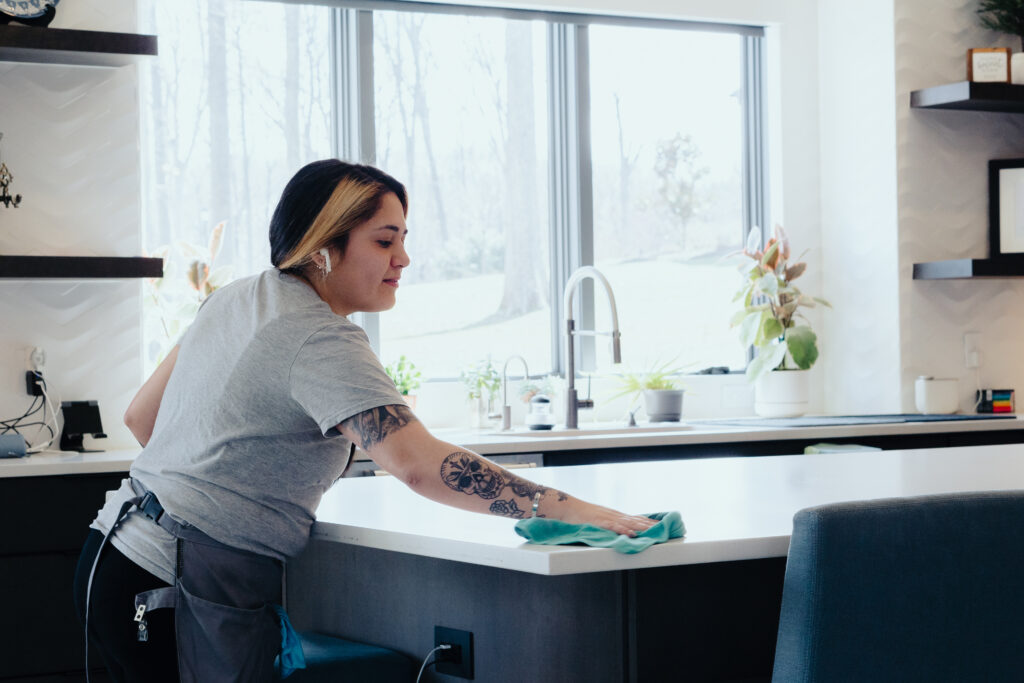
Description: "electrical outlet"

(434, 626), (474, 679)
(25, 370), (43, 397)
(963, 332), (981, 369)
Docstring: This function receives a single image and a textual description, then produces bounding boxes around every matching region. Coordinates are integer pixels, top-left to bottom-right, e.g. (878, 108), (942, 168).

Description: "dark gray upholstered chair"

(282, 631), (414, 682)
(771, 491), (1024, 683)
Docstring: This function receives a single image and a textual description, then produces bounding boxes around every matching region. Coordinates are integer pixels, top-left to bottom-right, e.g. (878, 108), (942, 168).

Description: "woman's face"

(323, 192), (410, 316)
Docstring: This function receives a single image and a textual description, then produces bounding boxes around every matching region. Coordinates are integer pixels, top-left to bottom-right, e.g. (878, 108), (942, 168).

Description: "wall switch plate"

(964, 332), (981, 369)
(435, 625), (474, 679)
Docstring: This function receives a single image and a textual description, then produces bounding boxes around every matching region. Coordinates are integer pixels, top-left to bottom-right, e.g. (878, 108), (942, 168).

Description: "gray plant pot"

(643, 389), (684, 422)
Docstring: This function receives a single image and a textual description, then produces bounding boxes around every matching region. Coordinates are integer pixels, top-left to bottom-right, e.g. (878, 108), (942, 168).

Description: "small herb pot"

(644, 389), (684, 422)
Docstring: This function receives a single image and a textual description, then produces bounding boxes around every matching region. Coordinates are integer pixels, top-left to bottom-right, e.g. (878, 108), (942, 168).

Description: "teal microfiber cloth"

(514, 511), (685, 554)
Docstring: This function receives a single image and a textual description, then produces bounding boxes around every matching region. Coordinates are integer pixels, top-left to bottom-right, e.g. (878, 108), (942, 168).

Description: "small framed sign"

(989, 159), (1024, 257)
(968, 48), (1011, 82)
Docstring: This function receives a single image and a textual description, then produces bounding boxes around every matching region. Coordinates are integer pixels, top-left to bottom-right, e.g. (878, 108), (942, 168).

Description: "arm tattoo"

(489, 499), (526, 518)
(440, 451), (506, 499)
(439, 451), (569, 509)
(341, 404), (416, 451)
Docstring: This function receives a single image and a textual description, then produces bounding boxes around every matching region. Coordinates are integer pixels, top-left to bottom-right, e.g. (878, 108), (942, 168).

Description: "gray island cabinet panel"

(287, 540), (785, 682)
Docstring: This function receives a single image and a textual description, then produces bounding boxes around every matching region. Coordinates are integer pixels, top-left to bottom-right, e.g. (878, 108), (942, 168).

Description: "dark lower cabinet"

(0, 473), (124, 682)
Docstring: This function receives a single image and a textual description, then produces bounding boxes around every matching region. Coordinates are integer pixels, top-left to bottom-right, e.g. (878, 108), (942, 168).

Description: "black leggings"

(73, 529), (180, 682)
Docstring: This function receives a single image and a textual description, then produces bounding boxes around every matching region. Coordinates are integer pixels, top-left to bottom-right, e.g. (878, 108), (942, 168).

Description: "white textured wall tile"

(896, 0), (1024, 412)
(0, 15), (143, 447)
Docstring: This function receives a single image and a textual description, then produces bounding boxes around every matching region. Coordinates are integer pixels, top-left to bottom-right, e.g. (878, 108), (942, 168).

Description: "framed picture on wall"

(989, 158), (1024, 257)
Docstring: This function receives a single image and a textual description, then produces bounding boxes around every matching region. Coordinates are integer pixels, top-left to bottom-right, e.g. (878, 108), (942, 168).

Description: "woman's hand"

(557, 499), (658, 537)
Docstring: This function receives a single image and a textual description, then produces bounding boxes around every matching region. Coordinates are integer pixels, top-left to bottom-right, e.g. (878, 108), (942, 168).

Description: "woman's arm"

(338, 405), (656, 536)
(124, 345), (179, 447)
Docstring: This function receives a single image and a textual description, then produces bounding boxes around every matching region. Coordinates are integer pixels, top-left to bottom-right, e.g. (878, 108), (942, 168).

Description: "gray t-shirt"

(93, 269), (404, 583)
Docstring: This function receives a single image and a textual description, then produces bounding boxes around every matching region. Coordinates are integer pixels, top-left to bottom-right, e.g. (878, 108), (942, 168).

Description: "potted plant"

(977, 1), (1024, 52)
(384, 355), (421, 411)
(460, 358), (502, 428)
(977, 0), (1024, 83)
(611, 361), (687, 422)
(732, 224), (830, 417)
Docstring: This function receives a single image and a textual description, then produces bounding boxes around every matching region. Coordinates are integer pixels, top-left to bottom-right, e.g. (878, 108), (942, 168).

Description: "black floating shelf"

(0, 25), (157, 67)
(910, 81), (1024, 113)
(913, 258), (1024, 279)
(0, 255), (163, 279)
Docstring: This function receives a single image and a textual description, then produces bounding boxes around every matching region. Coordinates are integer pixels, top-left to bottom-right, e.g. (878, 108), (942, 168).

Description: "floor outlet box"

(434, 625), (474, 679)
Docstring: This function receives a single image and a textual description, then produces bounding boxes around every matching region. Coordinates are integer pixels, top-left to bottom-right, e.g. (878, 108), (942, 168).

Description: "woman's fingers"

(602, 512), (658, 537)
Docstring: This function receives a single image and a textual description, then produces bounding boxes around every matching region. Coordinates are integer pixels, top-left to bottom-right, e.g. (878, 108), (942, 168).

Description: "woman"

(73, 160), (655, 682)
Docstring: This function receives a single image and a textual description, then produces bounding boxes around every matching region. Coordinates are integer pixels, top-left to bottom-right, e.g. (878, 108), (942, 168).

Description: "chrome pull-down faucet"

(563, 266), (622, 429)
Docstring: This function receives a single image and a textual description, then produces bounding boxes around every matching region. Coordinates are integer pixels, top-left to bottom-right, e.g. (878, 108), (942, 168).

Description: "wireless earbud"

(319, 247), (332, 275)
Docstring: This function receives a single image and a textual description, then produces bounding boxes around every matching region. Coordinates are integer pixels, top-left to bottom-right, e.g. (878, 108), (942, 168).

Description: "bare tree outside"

(375, 14), (552, 376)
(497, 21), (546, 318)
(139, 0), (332, 372)
(653, 133), (708, 255)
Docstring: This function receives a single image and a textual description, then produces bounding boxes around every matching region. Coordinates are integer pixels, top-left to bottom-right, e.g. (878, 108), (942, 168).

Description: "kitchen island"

(3, 421), (1024, 681)
(287, 443), (1024, 682)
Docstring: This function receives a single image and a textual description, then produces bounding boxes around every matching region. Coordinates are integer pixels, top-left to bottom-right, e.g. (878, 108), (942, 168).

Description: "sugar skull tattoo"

(440, 452), (506, 500)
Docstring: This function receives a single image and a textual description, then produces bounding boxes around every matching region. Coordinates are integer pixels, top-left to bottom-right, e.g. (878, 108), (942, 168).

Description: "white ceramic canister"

(1012, 53), (1024, 85)
(914, 376), (959, 414)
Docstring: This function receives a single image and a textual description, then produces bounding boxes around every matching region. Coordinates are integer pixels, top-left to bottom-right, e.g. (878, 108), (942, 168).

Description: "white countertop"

(434, 415), (1024, 455)
(0, 448), (139, 478)
(2, 415), (1023, 477)
(311, 443), (1024, 576)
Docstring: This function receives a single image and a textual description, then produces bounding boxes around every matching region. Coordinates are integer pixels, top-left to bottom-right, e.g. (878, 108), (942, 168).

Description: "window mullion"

(742, 34), (768, 245)
(742, 34), (768, 367)
(339, 9), (382, 349)
(547, 23), (594, 378)
(575, 24), (596, 375)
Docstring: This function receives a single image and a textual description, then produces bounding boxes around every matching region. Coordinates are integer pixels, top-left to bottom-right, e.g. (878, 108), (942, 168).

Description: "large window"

(141, 1), (764, 382)
(373, 13), (552, 378)
(140, 0), (332, 371)
(589, 25), (748, 373)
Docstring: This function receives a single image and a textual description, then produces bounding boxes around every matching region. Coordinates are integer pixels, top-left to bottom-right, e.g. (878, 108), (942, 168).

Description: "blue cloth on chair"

(514, 511), (684, 553)
(272, 604), (306, 678)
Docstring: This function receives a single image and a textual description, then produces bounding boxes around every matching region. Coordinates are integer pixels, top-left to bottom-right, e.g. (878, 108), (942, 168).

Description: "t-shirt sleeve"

(288, 322), (406, 436)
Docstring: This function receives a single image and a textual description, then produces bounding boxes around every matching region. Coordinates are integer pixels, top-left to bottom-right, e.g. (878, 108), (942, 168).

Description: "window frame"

(312, 0), (767, 380)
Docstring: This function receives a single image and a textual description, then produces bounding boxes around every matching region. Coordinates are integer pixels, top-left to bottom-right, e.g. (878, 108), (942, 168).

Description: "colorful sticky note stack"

(977, 389), (1015, 413)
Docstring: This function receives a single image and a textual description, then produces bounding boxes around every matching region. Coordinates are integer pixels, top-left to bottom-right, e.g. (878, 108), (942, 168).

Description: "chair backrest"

(771, 490), (1024, 683)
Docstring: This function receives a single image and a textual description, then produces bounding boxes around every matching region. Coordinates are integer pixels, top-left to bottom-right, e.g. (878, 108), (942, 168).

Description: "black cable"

(1, 396), (43, 432)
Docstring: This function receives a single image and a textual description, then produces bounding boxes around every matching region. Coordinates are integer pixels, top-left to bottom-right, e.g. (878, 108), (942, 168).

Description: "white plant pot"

(643, 389), (684, 422)
(754, 370), (810, 418)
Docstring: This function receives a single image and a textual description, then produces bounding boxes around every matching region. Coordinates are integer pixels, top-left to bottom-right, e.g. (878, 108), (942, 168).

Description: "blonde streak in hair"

(279, 181), (380, 271)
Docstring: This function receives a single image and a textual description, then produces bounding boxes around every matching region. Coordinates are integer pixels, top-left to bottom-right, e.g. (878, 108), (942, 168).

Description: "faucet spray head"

(612, 331), (622, 364)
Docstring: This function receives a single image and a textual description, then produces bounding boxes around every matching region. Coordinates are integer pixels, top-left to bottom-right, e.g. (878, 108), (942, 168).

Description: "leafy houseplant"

(143, 221), (234, 373)
(385, 355), (421, 411)
(384, 355), (421, 396)
(611, 361), (687, 422)
(518, 375), (562, 403)
(732, 225), (830, 384)
(460, 358), (503, 427)
(611, 362), (686, 401)
(977, 0), (1024, 52)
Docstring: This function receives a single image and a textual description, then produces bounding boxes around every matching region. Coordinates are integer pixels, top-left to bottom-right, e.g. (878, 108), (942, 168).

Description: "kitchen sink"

(493, 422), (692, 437)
